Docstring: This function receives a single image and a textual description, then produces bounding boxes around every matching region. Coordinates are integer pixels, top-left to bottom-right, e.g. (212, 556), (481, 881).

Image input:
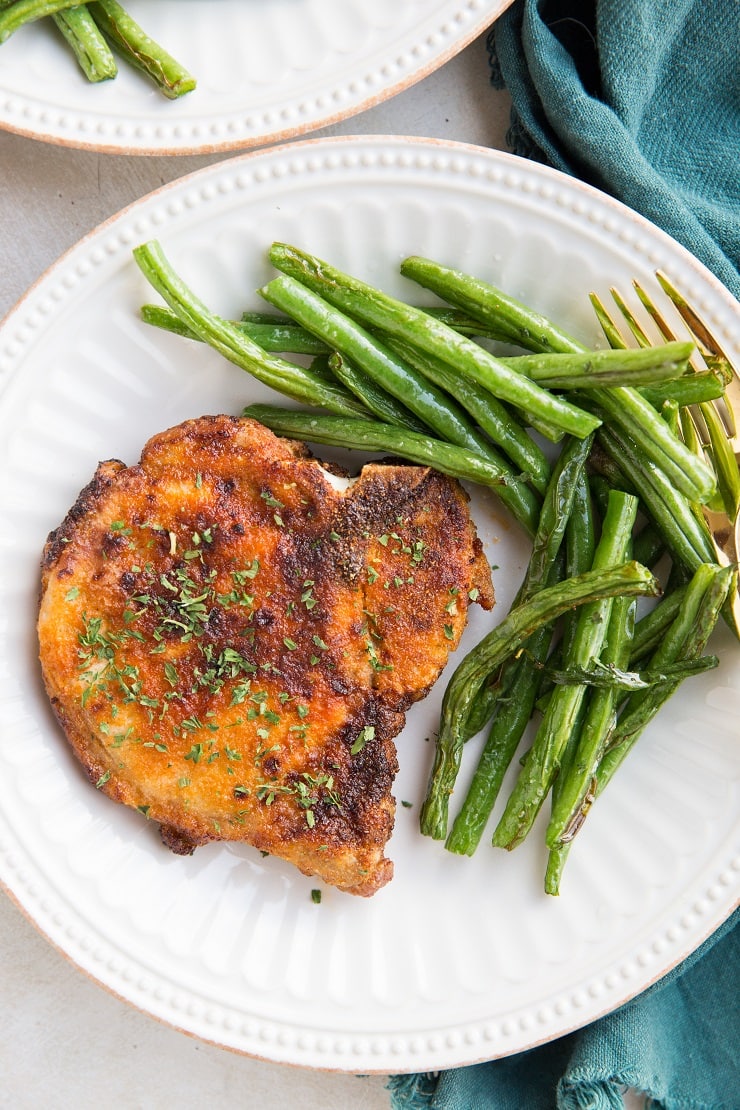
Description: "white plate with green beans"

(0, 136), (738, 1073)
(0, 0), (506, 154)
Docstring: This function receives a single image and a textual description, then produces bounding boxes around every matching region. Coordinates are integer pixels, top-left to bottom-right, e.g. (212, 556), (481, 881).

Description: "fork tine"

(589, 292), (628, 349)
(609, 286), (652, 347)
(633, 280), (674, 340)
(656, 270), (736, 379)
(722, 374), (740, 443)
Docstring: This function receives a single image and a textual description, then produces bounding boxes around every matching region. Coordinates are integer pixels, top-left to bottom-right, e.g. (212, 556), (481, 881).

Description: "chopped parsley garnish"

(256, 772), (341, 827)
(351, 725), (375, 755)
(410, 540), (427, 566)
(301, 581), (317, 610)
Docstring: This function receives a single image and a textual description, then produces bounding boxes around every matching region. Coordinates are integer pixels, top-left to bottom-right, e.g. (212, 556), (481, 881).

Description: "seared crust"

(38, 415), (492, 896)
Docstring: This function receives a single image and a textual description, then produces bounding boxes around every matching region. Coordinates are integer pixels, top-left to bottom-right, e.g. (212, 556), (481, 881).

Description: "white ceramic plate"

(0, 137), (738, 1074)
(0, 0), (508, 154)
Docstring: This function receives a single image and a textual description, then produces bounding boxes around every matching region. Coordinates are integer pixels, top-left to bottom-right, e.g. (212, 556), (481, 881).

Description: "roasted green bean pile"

(134, 238), (738, 894)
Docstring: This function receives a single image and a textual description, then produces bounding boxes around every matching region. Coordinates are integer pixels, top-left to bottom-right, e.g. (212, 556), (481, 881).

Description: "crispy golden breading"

(37, 415), (492, 895)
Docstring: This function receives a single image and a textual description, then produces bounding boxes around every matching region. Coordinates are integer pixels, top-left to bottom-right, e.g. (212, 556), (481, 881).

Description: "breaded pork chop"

(37, 415), (492, 895)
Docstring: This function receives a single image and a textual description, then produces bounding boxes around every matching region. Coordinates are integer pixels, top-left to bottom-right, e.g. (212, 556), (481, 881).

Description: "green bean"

(546, 589), (636, 848)
(680, 405), (704, 458)
(468, 439), (593, 740)
(564, 471), (597, 587)
(588, 472), (613, 520)
(240, 310), (294, 325)
(492, 490), (639, 850)
(268, 244), (601, 440)
(544, 843), (570, 895)
(256, 273), (543, 532)
(543, 706), (589, 894)
(500, 341), (692, 389)
(539, 471), (596, 701)
(88, 0), (196, 98)
(383, 335), (551, 494)
(132, 241), (367, 419)
(522, 437), (594, 601)
(53, 6), (117, 81)
(419, 560), (660, 840)
(243, 405), (540, 529)
(587, 439), (638, 496)
(665, 560), (692, 594)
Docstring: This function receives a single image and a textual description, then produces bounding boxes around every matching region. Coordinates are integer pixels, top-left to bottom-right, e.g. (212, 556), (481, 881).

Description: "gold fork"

(589, 271), (740, 632)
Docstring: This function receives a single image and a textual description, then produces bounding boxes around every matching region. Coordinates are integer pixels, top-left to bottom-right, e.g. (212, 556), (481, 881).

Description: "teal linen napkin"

(487, 0), (740, 299)
(388, 908), (739, 1109)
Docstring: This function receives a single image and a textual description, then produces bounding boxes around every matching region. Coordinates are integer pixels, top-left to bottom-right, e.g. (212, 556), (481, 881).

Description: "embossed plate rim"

(0, 136), (738, 1073)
